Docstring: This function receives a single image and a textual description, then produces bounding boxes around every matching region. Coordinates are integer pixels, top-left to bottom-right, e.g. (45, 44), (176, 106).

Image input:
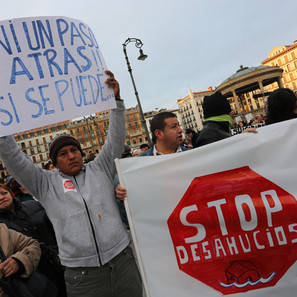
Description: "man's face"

(160, 117), (183, 147)
(55, 145), (83, 176)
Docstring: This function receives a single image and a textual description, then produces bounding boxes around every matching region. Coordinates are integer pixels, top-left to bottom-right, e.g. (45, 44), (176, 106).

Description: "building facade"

(125, 106), (148, 148)
(68, 115), (104, 155)
(0, 121), (69, 178)
(0, 105), (147, 179)
(177, 89), (214, 131)
(262, 41), (297, 93)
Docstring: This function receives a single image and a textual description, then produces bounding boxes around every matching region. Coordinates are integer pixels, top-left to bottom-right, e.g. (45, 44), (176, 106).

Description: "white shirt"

(153, 145), (183, 156)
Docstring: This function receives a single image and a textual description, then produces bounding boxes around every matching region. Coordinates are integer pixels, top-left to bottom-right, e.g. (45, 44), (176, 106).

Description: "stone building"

(177, 88), (214, 131)
(125, 105), (148, 148)
(0, 121), (69, 178)
(0, 105), (147, 178)
(262, 41), (297, 92)
(68, 115), (104, 155)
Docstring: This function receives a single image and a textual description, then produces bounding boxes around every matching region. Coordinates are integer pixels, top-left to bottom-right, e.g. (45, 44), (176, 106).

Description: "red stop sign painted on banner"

(167, 166), (297, 295)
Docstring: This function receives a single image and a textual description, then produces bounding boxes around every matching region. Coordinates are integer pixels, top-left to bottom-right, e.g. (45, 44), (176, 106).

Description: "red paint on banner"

(167, 166), (297, 295)
(64, 180), (75, 190)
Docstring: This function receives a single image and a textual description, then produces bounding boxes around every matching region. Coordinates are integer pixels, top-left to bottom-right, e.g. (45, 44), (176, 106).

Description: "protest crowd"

(0, 49), (296, 297)
(0, 78), (296, 296)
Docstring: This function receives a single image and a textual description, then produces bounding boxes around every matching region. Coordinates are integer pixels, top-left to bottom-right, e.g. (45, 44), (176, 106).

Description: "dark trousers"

(64, 247), (143, 297)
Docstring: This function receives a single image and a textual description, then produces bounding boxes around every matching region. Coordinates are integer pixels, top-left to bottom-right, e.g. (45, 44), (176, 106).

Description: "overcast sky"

(1, 0), (297, 112)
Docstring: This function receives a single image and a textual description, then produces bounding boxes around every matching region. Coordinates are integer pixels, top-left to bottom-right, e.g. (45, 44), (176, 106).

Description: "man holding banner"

(0, 71), (142, 297)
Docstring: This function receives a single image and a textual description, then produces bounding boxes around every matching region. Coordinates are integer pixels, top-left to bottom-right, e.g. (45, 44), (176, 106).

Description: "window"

(288, 64), (292, 71)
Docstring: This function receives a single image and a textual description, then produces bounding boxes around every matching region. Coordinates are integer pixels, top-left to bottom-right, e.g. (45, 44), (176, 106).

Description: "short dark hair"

(185, 128), (195, 134)
(150, 112), (177, 143)
(140, 143), (149, 149)
(44, 161), (53, 170)
(267, 88), (297, 124)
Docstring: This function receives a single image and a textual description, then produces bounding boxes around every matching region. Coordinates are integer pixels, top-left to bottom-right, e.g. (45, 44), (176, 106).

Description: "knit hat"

(49, 134), (83, 165)
(202, 92), (231, 118)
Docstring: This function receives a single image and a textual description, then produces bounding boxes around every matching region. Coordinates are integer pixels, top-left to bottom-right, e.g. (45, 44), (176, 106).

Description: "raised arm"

(92, 71), (125, 180)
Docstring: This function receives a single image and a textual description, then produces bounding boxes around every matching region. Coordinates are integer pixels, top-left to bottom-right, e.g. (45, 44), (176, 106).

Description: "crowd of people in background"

(0, 83), (296, 297)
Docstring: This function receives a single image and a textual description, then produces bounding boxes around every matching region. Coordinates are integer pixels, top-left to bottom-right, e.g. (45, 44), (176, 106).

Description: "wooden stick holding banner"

(115, 158), (151, 297)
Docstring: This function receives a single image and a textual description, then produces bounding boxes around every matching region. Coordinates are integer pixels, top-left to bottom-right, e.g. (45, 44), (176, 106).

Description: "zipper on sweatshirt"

(73, 176), (102, 266)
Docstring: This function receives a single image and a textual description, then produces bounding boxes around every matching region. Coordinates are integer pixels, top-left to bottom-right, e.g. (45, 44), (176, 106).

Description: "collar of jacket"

(204, 114), (233, 128)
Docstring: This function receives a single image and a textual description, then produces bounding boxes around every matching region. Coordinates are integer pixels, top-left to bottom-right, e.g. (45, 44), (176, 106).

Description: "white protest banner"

(116, 119), (297, 297)
(0, 16), (116, 136)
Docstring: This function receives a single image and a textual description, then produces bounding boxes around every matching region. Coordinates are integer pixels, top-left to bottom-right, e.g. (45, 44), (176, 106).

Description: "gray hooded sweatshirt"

(0, 100), (130, 267)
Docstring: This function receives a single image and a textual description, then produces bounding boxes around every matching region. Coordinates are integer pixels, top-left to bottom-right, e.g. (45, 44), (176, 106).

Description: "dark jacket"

(140, 145), (190, 156)
(190, 132), (200, 148)
(0, 199), (64, 296)
(195, 121), (230, 147)
(15, 192), (35, 202)
(0, 199), (56, 245)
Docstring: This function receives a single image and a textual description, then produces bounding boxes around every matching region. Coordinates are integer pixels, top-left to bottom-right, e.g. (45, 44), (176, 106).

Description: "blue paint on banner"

(0, 17), (111, 131)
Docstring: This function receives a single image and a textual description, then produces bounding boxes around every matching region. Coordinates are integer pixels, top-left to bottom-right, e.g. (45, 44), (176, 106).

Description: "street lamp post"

(122, 38), (152, 146)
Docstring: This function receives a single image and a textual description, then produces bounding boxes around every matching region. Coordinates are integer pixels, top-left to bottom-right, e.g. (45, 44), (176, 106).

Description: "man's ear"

(154, 129), (163, 140)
